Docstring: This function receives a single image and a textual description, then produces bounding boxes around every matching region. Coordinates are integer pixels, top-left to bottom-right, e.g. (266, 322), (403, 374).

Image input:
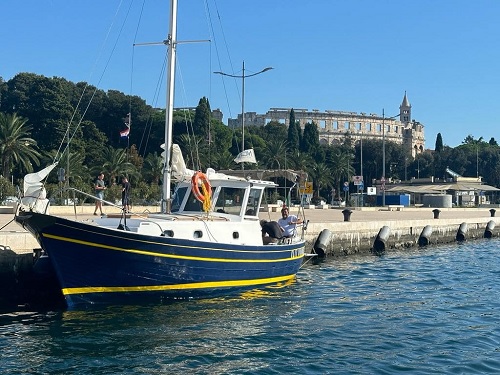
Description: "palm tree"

(310, 162), (332, 199)
(0, 112), (41, 180)
(261, 139), (288, 169)
(95, 147), (137, 185)
(327, 149), (354, 194)
(142, 152), (163, 185)
(212, 150), (236, 170)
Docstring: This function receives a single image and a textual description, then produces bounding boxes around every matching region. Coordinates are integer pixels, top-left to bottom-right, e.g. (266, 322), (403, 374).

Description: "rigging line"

(138, 56), (166, 158)
(208, 0), (236, 120)
(125, 0), (148, 160)
(57, 0), (131, 165)
(74, 0), (134, 142)
(205, 1), (233, 122)
(209, 0), (243, 155)
(175, 58), (201, 171)
(128, 0), (147, 120)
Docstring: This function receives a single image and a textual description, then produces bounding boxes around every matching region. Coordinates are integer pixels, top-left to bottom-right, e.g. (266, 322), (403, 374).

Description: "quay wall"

(303, 216), (496, 256)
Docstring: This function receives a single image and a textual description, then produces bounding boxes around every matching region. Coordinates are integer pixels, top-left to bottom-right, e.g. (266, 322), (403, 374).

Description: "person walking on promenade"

(278, 206), (303, 238)
(121, 176), (131, 213)
(93, 172), (106, 216)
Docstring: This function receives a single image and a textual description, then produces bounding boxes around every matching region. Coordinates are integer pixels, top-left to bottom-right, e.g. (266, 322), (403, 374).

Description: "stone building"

(228, 92), (425, 158)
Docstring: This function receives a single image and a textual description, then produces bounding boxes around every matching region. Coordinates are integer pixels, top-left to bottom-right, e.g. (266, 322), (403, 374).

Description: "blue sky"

(2, 0), (499, 148)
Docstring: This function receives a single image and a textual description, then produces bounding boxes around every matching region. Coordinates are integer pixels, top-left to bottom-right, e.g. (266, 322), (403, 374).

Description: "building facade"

(228, 93), (425, 158)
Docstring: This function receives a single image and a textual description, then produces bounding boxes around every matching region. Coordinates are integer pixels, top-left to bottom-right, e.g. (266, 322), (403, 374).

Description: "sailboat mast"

(162, 0), (178, 213)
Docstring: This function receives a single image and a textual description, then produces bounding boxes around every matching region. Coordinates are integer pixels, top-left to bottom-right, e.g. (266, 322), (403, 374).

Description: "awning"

(385, 183), (500, 193)
(217, 169), (308, 184)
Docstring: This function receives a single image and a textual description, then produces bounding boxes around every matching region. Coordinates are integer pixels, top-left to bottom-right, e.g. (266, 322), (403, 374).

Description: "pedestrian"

(121, 176), (131, 213)
(93, 172), (106, 216)
(277, 206), (303, 238)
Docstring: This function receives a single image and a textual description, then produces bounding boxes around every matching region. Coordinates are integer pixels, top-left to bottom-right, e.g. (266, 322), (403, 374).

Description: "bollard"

(342, 209), (353, 222)
(484, 220), (495, 238)
(373, 226), (391, 253)
(418, 225), (433, 247)
(432, 209), (441, 219)
(490, 209), (496, 217)
(456, 222), (468, 241)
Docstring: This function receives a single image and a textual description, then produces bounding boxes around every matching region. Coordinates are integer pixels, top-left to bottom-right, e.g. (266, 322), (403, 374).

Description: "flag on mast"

(120, 128), (130, 138)
(234, 149), (257, 164)
(120, 113), (131, 138)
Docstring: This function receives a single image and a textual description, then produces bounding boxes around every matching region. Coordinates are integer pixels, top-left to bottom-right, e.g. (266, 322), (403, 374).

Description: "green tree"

(301, 122), (320, 153)
(310, 162), (332, 199)
(435, 133), (443, 152)
(96, 147), (137, 186)
(142, 152), (163, 185)
(261, 139), (288, 169)
(287, 109), (299, 153)
(2, 73), (74, 151)
(193, 97), (211, 141)
(0, 175), (16, 202)
(0, 112), (41, 180)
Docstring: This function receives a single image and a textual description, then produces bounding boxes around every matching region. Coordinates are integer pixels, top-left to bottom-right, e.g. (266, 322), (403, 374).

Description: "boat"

(14, 0), (306, 308)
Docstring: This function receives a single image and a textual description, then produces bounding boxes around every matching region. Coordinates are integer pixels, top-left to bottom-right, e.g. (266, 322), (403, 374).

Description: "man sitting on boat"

(260, 220), (284, 245)
(278, 206), (303, 238)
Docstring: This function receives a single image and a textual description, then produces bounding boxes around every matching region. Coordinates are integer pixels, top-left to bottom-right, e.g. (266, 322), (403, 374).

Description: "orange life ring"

(191, 171), (212, 203)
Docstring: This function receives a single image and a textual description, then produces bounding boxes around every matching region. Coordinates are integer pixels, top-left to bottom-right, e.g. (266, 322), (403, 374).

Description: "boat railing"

(60, 187), (171, 235)
(59, 186), (123, 213)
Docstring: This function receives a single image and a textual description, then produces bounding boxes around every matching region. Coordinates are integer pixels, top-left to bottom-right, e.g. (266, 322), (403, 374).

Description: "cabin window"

(233, 232), (239, 239)
(245, 188), (262, 216)
(214, 187), (246, 215)
(184, 186), (214, 212)
(193, 230), (203, 238)
(171, 187), (187, 212)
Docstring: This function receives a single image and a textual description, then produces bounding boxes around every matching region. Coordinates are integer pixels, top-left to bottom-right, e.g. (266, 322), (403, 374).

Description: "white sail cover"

(234, 149), (257, 164)
(171, 143), (194, 181)
(21, 163), (57, 214)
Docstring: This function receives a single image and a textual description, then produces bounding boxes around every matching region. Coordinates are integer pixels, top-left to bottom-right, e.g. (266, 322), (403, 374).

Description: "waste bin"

(490, 209), (496, 217)
(342, 209), (352, 222)
(432, 209), (440, 219)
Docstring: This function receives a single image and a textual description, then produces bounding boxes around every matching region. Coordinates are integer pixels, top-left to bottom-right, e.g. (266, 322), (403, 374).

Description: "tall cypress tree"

(435, 133), (443, 152)
(287, 108), (299, 153)
(193, 97), (211, 141)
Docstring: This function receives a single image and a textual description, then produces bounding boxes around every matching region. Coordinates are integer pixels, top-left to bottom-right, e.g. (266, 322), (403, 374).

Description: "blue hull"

(16, 212), (305, 308)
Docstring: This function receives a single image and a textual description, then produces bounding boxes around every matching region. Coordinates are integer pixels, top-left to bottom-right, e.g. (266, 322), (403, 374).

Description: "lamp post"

(358, 127), (364, 207)
(214, 61), (273, 169)
(382, 109), (401, 206)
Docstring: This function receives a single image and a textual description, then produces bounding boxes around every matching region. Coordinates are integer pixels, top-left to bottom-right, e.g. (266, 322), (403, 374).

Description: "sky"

(2, 0), (500, 148)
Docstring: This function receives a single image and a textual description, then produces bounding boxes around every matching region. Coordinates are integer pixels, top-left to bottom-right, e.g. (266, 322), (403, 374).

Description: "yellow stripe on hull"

(43, 233), (305, 263)
(62, 274), (297, 296)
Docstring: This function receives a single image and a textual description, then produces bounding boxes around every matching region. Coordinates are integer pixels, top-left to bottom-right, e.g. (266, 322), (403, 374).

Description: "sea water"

(1, 239), (500, 374)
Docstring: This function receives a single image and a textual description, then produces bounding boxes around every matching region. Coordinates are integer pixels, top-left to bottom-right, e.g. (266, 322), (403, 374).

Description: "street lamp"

(382, 109), (401, 206)
(214, 61), (273, 169)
